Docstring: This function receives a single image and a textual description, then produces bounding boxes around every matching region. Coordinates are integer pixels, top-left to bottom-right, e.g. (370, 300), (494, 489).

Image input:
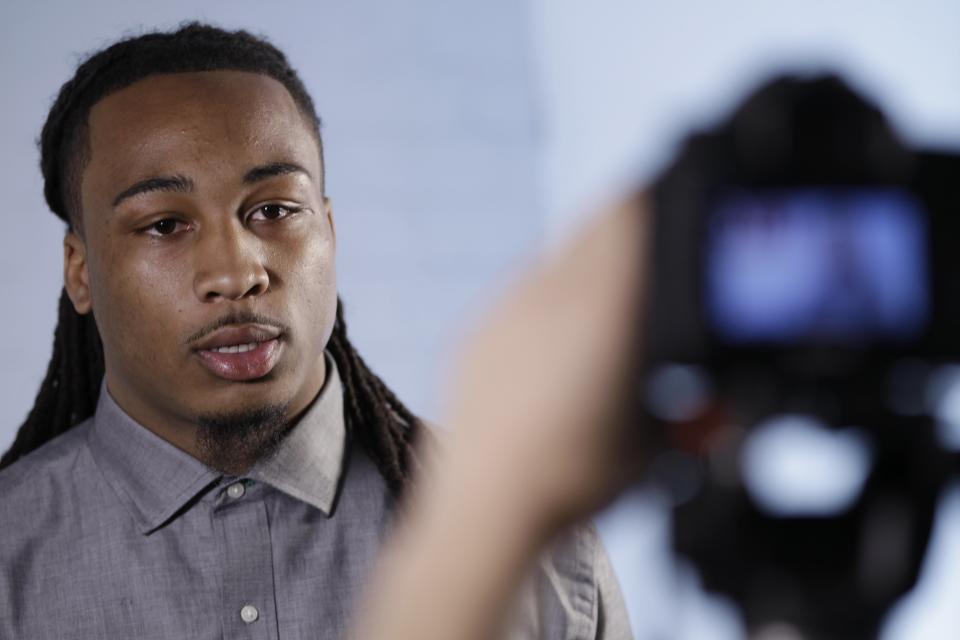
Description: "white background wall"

(530, 0), (960, 234)
(2, 2), (959, 638)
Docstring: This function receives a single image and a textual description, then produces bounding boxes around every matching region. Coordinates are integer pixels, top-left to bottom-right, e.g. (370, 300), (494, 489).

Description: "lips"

(193, 324), (283, 381)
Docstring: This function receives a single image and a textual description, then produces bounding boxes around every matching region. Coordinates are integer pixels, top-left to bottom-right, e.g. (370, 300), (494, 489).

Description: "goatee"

(196, 403), (292, 475)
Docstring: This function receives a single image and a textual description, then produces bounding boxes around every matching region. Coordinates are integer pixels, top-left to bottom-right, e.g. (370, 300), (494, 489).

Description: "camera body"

(642, 75), (960, 638)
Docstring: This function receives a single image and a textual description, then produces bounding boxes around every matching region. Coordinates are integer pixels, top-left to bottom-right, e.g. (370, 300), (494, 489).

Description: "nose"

(193, 223), (270, 302)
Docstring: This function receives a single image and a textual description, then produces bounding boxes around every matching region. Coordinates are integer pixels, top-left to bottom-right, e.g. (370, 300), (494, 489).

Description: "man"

(0, 23), (629, 639)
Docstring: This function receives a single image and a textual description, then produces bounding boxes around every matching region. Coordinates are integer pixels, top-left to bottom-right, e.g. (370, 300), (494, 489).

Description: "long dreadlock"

(0, 23), (421, 492)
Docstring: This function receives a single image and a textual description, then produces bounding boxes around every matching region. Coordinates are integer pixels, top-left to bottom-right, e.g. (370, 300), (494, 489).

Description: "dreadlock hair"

(0, 23), (422, 492)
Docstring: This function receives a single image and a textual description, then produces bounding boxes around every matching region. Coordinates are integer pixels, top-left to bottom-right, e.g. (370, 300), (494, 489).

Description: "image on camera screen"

(706, 188), (929, 345)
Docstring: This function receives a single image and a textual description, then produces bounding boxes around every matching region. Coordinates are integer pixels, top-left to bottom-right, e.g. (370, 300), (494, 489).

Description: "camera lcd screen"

(705, 189), (930, 345)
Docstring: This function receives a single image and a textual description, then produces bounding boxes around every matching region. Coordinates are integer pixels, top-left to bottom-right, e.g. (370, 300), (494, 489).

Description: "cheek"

(88, 245), (192, 364)
(282, 235), (337, 338)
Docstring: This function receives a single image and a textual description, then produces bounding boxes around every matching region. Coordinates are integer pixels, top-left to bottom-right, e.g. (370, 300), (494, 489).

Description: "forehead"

(83, 70), (319, 194)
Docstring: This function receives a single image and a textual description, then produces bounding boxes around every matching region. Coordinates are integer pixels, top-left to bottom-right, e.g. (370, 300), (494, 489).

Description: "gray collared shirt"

(0, 355), (631, 639)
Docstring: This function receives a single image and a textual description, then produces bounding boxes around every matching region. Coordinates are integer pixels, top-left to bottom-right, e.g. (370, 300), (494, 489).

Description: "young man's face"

(64, 70), (337, 467)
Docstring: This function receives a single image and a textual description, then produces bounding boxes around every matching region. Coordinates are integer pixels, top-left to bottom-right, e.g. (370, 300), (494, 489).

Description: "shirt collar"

(87, 352), (347, 534)
(248, 352), (346, 516)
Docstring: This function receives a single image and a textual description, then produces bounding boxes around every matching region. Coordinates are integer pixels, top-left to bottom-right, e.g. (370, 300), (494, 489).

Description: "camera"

(641, 74), (960, 639)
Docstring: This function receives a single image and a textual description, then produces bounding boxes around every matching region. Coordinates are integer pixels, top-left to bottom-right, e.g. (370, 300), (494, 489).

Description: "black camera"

(642, 75), (960, 639)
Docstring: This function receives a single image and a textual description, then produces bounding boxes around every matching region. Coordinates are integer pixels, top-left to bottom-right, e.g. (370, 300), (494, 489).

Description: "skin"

(354, 194), (649, 640)
(62, 71), (337, 472)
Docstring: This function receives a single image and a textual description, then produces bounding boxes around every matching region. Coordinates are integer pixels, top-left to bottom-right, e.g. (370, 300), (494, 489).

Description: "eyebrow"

(242, 162), (311, 184)
(111, 162), (312, 209)
(112, 175), (194, 208)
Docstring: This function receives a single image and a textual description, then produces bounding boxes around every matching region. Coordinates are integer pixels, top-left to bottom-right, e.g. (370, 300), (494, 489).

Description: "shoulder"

(0, 420), (93, 517)
(510, 521), (633, 640)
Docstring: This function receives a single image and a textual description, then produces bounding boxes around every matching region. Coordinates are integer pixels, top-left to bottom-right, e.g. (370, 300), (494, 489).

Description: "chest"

(7, 481), (393, 640)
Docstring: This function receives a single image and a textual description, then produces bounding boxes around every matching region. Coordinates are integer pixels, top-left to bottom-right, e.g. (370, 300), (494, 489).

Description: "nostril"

(194, 255), (270, 302)
(214, 280), (267, 302)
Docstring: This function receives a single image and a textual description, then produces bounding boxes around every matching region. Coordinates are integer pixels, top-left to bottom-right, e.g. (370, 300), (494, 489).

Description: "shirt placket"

(215, 479), (279, 640)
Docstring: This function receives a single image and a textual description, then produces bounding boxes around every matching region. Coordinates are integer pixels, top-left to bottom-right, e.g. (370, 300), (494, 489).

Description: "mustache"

(184, 311), (290, 346)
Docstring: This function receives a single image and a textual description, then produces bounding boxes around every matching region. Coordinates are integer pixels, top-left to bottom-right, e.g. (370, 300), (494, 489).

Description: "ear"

(63, 232), (92, 315)
(324, 197), (336, 248)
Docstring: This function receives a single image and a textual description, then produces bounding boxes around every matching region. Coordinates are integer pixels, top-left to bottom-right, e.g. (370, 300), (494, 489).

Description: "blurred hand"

(437, 192), (651, 534)
(353, 193), (651, 640)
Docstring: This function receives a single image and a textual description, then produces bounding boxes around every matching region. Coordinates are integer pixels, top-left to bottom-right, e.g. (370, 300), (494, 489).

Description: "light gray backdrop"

(3, 2), (959, 638)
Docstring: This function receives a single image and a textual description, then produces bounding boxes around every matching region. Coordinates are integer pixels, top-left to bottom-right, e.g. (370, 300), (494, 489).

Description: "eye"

(250, 204), (302, 222)
(142, 218), (188, 237)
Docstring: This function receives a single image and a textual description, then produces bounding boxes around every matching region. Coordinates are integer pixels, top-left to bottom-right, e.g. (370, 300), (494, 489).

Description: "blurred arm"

(351, 194), (650, 640)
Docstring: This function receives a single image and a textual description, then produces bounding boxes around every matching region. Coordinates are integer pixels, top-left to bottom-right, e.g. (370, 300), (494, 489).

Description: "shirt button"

(240, 604), (259, 624)
(226, 482), (246, 500)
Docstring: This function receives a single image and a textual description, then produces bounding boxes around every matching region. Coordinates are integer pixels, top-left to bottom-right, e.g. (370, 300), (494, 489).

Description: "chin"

(195, 400), (293, 474)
